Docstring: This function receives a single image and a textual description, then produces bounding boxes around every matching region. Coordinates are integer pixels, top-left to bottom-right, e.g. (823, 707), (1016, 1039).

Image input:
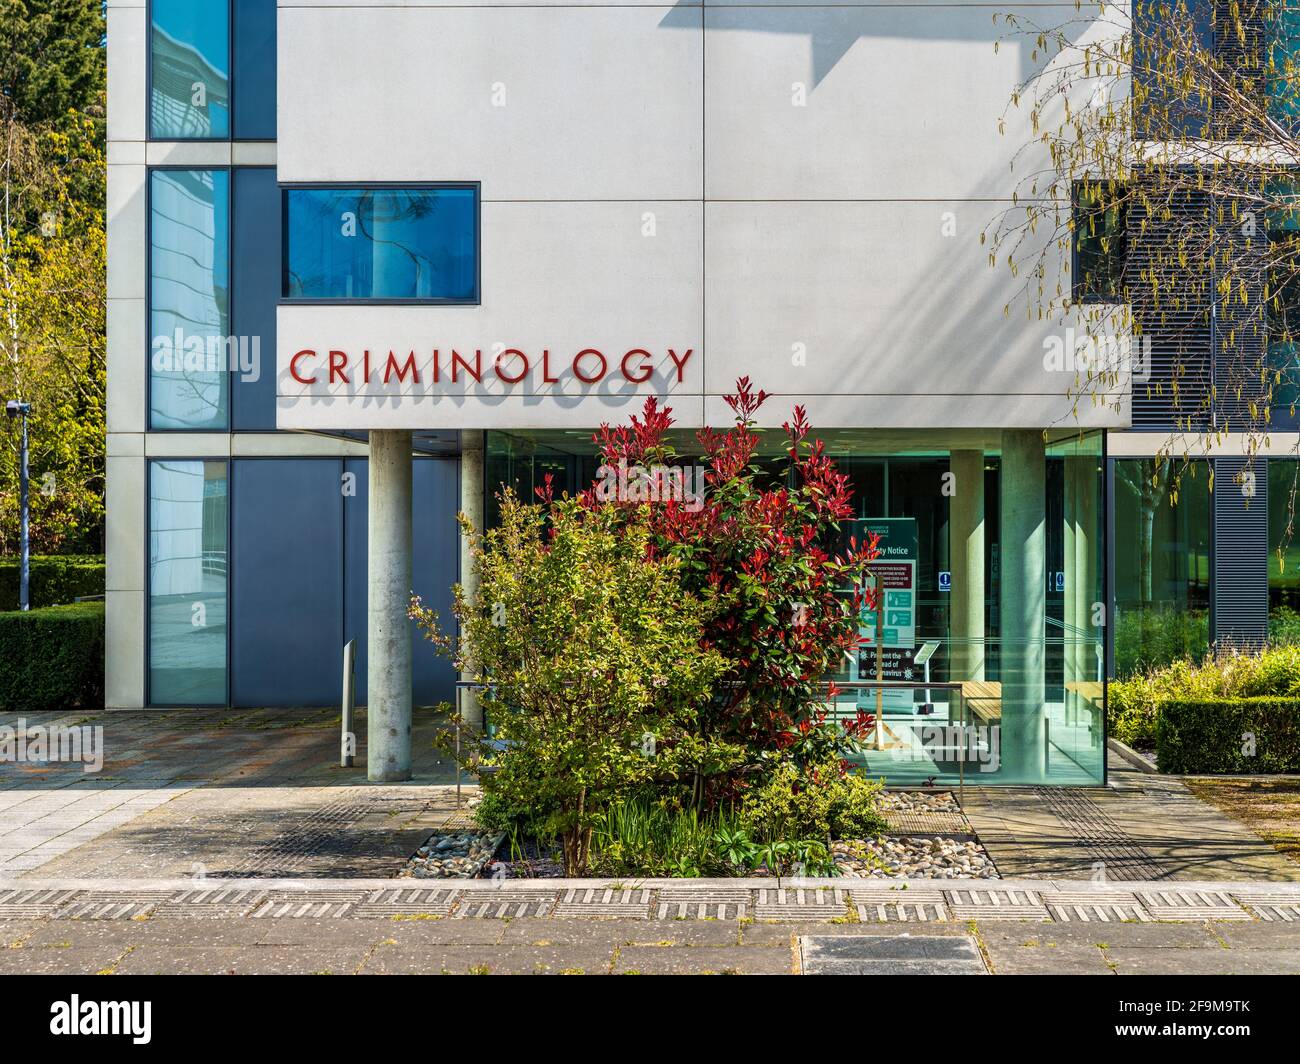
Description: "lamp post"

(6, 400), (31, 611)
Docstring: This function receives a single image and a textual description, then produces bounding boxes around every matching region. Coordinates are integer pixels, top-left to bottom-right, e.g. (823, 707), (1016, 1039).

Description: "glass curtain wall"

(485, 428), (1107, 785)
(151, 0), (230, 139)
(1112, 458), (1211, 674)
(149, 460), (229, 705)
(149, 169), (230, 429)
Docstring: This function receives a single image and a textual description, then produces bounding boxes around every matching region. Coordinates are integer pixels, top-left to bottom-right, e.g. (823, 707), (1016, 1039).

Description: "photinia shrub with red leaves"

(587, 377), (880, 800)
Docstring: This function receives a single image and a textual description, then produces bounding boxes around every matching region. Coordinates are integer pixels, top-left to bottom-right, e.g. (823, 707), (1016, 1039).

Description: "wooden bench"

(960, 680), (1002, 723)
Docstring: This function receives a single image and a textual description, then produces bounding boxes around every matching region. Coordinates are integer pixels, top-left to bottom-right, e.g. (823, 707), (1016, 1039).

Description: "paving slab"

(615, 945), (791, 975)
(114, 945), (370, 976)
(799, 934), (987, 975)
(982, 941), (1115, 975)
(361, 944), (615, 975)
(0, 945), (131, 974)
(498, 917), (742, 948)
(1102, 946), (1300, 975)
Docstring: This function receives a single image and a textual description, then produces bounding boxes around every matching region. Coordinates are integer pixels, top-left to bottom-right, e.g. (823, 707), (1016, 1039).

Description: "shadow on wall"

(660, 2), (1076, 88)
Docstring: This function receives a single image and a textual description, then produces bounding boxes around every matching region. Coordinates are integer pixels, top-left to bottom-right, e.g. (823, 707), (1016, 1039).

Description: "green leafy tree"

(411, 491), (732, 876)
(0, 0), (106, 125)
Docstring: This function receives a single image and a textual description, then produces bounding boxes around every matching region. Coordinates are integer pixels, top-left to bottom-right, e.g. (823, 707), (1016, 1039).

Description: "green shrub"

(0, 554), (104, 611)
(588, 797), (839, 877)
(414, 491), (731, 876)
(0, 601), (104, 712)
(590, 798), (732, 878)
(1109, 644), (1300, 748)
(739, 759), (887, 842)
(1156, 698), (1300, 774)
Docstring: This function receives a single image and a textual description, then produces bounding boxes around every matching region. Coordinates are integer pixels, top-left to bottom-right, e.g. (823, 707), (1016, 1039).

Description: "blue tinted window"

(149, 460), (228, 706)
(150, 169), (231, 430)
(151, 0), (230, 139)
(284, 187), (478, 301)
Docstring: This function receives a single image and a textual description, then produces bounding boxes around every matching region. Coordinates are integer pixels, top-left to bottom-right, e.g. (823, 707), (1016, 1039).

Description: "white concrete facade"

(273, 1), (1131, 431)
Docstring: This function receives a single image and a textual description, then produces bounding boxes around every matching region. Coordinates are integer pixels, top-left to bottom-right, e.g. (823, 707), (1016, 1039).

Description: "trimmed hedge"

(0, 602), (104, 712)
(0, 555), (104, 611)
(1156, 697), (1300, 774)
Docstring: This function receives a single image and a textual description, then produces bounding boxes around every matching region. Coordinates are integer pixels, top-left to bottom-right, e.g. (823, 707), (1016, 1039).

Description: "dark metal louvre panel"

(1212, 456), (1270, 646)
(1212, 184), (1270, 429)
(1124, 177), (1215, 429)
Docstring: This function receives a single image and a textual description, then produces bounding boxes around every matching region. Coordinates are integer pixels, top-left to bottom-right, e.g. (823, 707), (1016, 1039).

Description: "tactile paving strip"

(1047, 891), (1151, 922)
(1135, 889), (1252, 921)
(248, 890), (371, 919)
(1236, 894), (1300, 922)
(655, 888), (752, 921)
(453, 890), (557, 919)
(0, 888), (78, 919)
(1032, 787), (1168, 881)
(945, 887), (1049, 921)
(754, 887), (847, 921)
(849, 887), (949, 922)
(153, 887), (267, 918)
(228, 792), (382, 875)
(352, 886), (461, 918)
(54, 890), (175, 920)
(554, 887), (653, 918)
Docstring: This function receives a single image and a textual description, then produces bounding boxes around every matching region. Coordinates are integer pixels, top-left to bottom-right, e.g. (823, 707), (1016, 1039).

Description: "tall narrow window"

(150, 169), (230, 430)
(149, 460), (228, 705)
(150, 0), (230, 139)
(284, 186), (479, 302)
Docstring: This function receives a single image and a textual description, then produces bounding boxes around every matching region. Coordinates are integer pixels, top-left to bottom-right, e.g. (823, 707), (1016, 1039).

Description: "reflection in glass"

(150, 169), (230, 430)
(1268, 460), (1300, 643)
(1113, 458), (1211, 675)
(151, 0), (230, 139)
(149, 461), (228, 705)
(284, 187), (478, 301)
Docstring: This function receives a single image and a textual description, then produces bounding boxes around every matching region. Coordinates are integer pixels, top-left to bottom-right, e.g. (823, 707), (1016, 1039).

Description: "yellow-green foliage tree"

(0, 1), (106, 555)
(0, 111), (105, 554)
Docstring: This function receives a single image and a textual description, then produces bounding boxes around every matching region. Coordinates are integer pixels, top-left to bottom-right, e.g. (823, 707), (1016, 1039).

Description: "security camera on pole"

(5, 400), (32, 611)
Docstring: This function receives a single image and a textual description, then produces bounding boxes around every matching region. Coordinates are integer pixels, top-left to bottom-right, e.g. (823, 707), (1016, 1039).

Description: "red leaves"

(586, 377), (879, 766)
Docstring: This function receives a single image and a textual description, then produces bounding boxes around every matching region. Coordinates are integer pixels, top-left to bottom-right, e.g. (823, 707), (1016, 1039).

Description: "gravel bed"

(878, 790), (962, 814)
(833, 836), (999, 879)
(400, 831), (502, 879)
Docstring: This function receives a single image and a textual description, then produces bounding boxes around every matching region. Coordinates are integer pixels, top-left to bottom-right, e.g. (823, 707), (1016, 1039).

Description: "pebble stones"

(401, 831), (502, 879)
(878, 790), (962, 815)
(833, 836), (999, 879)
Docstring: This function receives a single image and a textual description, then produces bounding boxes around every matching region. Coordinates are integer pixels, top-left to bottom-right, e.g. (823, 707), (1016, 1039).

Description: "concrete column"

(458, 431), (485, 730)
(368, 429), (413, 782)
(999, 430), (1047, 780)
(949, 450), (986, 682)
